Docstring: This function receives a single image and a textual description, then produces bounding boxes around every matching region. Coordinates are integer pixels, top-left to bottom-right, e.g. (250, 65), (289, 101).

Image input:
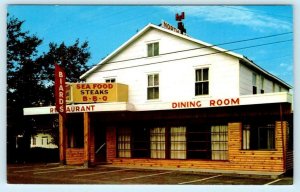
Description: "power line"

(89, 31), (292, 67)
(90, 39), (292, 74)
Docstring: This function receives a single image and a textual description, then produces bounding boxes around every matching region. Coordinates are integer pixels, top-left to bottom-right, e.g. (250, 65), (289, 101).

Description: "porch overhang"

(23, 92), (292, 116)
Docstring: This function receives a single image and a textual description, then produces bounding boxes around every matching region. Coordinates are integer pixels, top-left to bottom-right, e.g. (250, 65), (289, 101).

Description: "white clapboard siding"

(87, 28), (241, 104)
(239, 63), (288, 95)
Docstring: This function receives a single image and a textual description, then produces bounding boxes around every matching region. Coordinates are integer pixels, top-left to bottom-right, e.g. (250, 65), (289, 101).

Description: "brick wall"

(106, 127), (117, 162)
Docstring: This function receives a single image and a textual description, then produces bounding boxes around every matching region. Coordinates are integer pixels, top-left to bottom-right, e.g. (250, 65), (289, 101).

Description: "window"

(150, 127), (166, 159)
(41, 137), (48, 146)
(32, 137), (36, 145)
(147, 42), (159, 57)
(242, 125), (250, 150)
(117, 124), (228, 160)
(118, 127), (131, 158)
(105, 78), (116, 83)
(260, 77), (264, 94)
(272, 82), (276, 92)
(170, 127), (186, 159)
(147, 74), (159, 100)
(211, 125), (228, 160)
(252, 73), (257, 94)
(195, 68), (209, 96)
(242, 123), (275, 150)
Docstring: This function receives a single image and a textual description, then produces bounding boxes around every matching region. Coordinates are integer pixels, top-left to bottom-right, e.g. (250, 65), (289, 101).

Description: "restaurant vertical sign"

(55, 64), (66, 119)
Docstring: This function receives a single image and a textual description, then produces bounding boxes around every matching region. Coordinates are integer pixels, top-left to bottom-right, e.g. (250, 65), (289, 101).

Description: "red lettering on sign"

(172, 101), (201, 109)
(209, 98), (240, 107)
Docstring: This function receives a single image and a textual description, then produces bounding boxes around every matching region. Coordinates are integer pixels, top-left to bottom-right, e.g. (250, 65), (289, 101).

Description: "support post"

(83, 112), (90, 168)
(59, 114), (67, 165)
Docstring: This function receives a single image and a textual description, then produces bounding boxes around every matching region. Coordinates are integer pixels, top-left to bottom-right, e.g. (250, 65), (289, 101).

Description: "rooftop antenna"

(176, 12), (186, 34)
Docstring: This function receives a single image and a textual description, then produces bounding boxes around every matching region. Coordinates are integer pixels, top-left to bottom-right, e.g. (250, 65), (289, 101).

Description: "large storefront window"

(242, 123), (275, 150)
(117, 124), (228, 160)
(118, 127), (131, 158)
(211, 125), (228, 160)
(150, 127), (166, 159)
(170, 127), (186, 159)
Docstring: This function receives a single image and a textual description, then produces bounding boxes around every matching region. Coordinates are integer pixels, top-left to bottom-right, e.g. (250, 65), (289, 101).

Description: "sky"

(6, 4), (294, 86)
(1, 2), (298, 192)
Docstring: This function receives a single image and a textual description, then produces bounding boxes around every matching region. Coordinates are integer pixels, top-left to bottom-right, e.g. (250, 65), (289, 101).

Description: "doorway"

(94, 126), (107, 163)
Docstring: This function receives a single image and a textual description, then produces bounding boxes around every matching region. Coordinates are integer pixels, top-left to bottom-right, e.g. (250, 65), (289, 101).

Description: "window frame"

(242, 123), (276, 150)
(147, 73), (159, 100)
(260, 77), (264, 94)
(105, 78), (116, 83)
(195, 68), (209, 96)
(147, 42), (159, 57)
(117, 127), (131, 158)
(252, 73), (257, 94)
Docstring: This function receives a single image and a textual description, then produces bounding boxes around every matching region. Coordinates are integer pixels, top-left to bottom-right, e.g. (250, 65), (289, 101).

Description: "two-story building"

(24, 22), (293, 176)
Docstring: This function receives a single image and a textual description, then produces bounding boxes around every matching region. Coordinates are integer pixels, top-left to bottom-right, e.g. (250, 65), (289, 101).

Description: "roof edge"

(80, 23), (155, 80)
(240, 57), (292, 89)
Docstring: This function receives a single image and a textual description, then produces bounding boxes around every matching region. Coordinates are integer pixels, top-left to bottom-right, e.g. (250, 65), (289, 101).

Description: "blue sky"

(7, 5), (294, 86)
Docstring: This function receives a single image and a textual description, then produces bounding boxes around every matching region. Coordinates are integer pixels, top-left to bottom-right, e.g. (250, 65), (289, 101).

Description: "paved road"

(7, 163), (293, 185)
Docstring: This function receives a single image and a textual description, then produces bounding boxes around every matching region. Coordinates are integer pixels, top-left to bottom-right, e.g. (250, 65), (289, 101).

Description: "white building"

(30, 133), (58, 149)
(24, 22), (293, 176)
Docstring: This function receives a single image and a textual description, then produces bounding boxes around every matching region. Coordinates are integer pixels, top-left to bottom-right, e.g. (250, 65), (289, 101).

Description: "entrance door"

(94, 126), (107, 163)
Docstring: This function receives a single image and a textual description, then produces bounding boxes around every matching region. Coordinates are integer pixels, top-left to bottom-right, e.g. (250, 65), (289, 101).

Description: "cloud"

(162, 6), (292, 32)
(280, 63), (288, 67)
(279, 62), (293, 71)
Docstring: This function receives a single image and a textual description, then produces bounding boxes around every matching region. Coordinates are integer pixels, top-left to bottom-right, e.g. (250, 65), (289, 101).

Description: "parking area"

(7, 163), (293, 185)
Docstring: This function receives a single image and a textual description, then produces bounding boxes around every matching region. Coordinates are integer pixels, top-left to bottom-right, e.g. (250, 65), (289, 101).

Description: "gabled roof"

(80, 23), (291, 89)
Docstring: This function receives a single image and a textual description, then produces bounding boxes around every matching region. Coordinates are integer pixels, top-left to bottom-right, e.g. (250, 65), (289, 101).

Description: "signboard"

(54, 64), (66, 118)
(171, 98), (240, 109)
(161, 20), (181, 34)
(23, 93), (293, 115)
(66, 83), (128, 103)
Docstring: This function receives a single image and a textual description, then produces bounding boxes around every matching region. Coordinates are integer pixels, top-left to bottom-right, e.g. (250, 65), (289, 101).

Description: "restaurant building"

(24, 21), (293, 175)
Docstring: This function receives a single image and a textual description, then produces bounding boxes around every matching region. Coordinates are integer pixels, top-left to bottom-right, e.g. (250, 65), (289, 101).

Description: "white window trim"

(147, 41), (160, 58)
(104, 76), (117, 83)
(147, 73), (160, 101)
(194, 67), (210, 97)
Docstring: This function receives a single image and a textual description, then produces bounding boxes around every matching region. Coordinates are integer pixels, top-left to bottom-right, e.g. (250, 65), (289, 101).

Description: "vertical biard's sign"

(55, 64), (66, 118)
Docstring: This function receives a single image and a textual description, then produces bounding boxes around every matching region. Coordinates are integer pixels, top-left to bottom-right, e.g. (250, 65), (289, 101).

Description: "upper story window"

(260, 77), (264, 94)
(147, 42), (159, 57)
(147, 74), (159, 100)
(105, 78), (116, 83)
(195, 68), (209, 96)
(252, 73), (257, 94)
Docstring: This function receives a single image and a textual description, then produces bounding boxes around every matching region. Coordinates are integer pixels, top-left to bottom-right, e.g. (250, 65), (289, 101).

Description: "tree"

(7, 14), (91, 162)
(37, 39), (91, 105)
(7, 15), (44, 163)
